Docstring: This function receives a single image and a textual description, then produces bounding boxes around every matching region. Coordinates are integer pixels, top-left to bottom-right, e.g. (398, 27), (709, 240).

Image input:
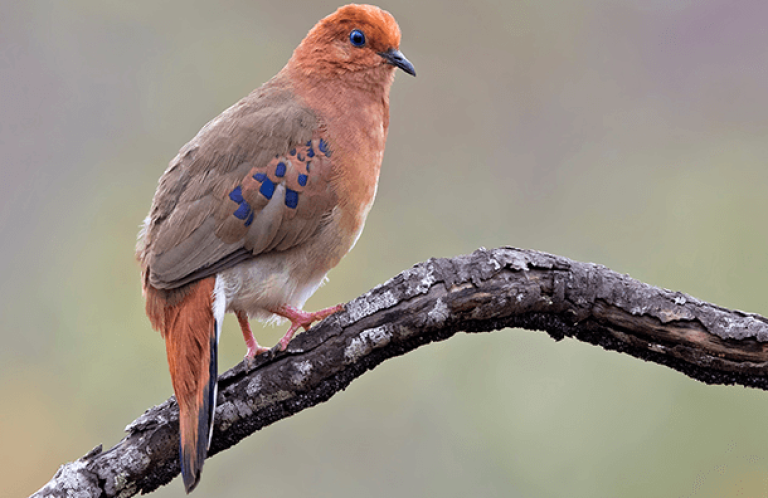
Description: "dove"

(136, 4), (414, 492)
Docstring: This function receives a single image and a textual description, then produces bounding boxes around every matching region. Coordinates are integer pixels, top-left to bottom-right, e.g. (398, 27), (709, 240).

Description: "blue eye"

(349, 29), (365, 47)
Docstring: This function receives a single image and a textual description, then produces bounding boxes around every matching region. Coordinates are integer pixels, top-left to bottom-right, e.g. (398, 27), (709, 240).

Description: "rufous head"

(289, 4), (415, 80)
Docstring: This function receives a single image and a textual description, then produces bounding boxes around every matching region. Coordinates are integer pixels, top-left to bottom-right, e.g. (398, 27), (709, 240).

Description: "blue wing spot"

(233, 201), (252, 220)
(307, 148), (315, 158)
(306, 161), (311, 172)
(260, 178), (275, 199)
(318, 139), (331, 156)
(290, 148), (296, 156)
(229, 186), (244, 203)
(298, 174), (308, 187)
(230, 185), (257, 225)
(275, 162), (286, 177)
(285, 189), (299, 209)
(297, 153), (304, 161)
(253, 172), (267, 182)
(306, 140), (312, 147)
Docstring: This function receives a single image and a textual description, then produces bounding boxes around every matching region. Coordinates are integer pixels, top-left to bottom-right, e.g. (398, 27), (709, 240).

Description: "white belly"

(216, 249), (329, 322)
(215, 206), (356, 322)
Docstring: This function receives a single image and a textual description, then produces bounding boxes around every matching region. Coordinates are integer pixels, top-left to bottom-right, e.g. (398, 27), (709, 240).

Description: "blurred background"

(3, 0), (768, 496)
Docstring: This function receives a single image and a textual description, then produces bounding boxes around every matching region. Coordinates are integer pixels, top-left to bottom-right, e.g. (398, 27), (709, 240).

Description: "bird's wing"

(139, 85), (337, 290)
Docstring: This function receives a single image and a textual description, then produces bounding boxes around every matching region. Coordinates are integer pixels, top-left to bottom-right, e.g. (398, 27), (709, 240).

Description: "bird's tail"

(160, 277), (219, 493)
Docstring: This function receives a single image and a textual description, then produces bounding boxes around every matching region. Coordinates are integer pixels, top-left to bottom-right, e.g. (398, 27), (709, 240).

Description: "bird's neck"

(284, 64), (394, 137)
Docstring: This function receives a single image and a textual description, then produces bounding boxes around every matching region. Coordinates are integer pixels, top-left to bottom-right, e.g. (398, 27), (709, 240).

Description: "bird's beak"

(379, 48), (416, 76)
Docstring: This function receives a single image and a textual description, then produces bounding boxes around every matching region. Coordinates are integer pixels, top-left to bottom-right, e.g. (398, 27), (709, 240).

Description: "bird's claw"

(244, 344), (270, 359)
(274, 303), (345, 350)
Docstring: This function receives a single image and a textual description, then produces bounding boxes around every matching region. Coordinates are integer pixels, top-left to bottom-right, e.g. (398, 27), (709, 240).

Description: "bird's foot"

(244, 341), (271, 360)
(274, 304), (344, 351)
(237, 310), (271, 359)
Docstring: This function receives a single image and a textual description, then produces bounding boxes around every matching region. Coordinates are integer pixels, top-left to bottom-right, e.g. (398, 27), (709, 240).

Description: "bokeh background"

(4, 0), (768, 496)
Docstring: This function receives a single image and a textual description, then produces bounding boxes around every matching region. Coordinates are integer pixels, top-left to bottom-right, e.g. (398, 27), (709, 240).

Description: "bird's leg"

(236, 310), (270, 359)
(272, 304), (344, 351)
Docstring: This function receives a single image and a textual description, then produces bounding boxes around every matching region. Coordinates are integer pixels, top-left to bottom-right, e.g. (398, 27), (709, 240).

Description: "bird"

(135, 4), (414, 493)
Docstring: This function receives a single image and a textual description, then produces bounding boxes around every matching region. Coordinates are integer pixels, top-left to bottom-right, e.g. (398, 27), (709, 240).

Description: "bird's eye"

(349, 29), (366, 47)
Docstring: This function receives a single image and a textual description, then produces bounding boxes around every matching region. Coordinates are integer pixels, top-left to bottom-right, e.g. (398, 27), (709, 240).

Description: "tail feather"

(162, 277), (218, 493)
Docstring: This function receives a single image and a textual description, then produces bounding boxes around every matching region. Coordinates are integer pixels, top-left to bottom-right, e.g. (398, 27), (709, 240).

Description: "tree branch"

(31, 247), (768, 498)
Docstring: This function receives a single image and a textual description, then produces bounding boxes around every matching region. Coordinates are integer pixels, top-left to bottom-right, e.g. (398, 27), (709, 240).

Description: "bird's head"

(289, 4), (415, 82)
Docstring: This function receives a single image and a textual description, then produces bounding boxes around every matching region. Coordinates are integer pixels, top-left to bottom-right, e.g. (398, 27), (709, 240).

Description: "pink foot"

(236, 311), (270, 359)
(272, 304), (344, 351)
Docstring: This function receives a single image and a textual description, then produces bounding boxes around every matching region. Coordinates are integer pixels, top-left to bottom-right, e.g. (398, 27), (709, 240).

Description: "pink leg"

(272, 304), (344, 351)
(236, 311), (270, 359)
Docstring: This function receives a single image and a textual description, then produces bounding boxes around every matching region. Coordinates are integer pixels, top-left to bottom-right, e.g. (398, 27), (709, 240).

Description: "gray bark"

(31, 247), (768, 498)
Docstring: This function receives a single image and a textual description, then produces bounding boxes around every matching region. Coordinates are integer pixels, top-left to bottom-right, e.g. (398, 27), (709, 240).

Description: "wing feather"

(139, 82), (338, 290)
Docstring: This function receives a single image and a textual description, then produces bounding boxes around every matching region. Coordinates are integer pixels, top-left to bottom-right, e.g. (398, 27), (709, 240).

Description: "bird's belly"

(217, 250), (330, 321)
(217, 202), (365, 322)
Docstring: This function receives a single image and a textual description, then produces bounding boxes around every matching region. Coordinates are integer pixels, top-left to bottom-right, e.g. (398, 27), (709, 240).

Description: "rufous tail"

(159, 277), (218, 493)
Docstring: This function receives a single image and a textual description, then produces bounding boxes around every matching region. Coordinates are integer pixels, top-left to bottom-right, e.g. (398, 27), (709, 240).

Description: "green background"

(4, 1), (768, 496)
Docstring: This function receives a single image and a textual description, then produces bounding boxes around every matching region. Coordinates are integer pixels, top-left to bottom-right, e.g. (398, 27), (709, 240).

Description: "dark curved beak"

(379, 48), (416, 76)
